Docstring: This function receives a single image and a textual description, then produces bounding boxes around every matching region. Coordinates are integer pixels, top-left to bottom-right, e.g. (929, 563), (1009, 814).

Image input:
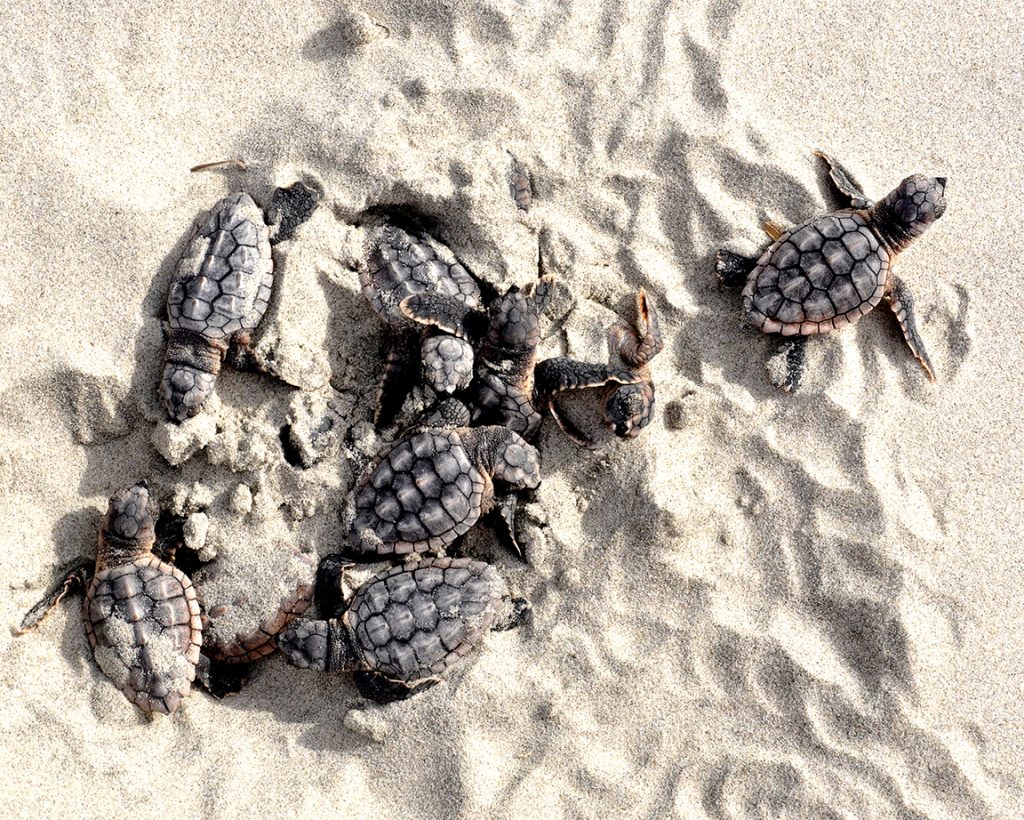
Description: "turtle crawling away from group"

(277, 555), (528, 702)
(716, 153), (947, 391)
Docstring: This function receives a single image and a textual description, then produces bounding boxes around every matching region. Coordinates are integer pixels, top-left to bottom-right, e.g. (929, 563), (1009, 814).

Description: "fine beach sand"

(1, 2), (1022, 817)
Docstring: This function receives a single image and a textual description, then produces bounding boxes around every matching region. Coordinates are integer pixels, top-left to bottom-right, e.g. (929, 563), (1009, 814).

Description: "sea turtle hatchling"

(161, 182), (320, 421)
(361, 222), (484, 426)
(349, 399), (541, 558)
(402, 277), (643, 443)
(19, 483), (316, 711)
(536, 288), (663, 447)
(277, 555), (529, 702)
(18, 482), (203, 715)
(716, 153), (946, 391)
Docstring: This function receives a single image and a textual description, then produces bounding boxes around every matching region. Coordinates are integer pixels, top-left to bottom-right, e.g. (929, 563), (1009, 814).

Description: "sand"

(1, 1), (1022, 817)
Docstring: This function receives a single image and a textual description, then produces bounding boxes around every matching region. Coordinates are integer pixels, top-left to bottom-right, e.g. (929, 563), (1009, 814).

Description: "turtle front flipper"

(16, 558), (93, 634)
(715, 250), (757, 288)
(887, 275), (936, 382)
(267, 180), (321, 246)
(815, 151), (874, 209)
(611, 288), (663, 368)
(534, 358), (640, 398)
(375, 332), (421, 427)
(534, 357), (641, 447)
(399, 292), (481, 338)
(767, 336), (808, 393)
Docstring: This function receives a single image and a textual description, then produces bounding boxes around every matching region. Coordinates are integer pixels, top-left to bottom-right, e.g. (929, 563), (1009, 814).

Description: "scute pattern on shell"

(351, 429), (486, 555)
(346, 557), (505, 682)
(167, 192), (273, 340)
(742, 211), (889, 336)
(84, 556), (202, 715)
(421, 334), (475, 393)
(362, 224), (482, 328)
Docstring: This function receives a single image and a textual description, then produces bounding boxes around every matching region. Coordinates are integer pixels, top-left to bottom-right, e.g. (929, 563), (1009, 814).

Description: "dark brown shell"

(742, 211), (890, 336)
(361, 224), (482, 328)
(351, 429), (487, 556)
(344, 557), (505, 682)
(84, 556), (202, 715)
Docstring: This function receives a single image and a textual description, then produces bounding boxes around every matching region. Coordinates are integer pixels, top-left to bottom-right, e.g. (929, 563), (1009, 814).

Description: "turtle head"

(420, 334), (475, 394)
(160, 362), (217, 422)
(603, 381), (655, 439)
(98, 481), (158, 565)
(874, 175), (947, 251)
(486, 285), (542, 354)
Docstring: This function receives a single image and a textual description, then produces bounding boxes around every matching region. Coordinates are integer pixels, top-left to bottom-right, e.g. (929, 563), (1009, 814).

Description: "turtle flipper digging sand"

(18, 482), (203, 715)
(716, 154), (946, 391)
(536, 289), (662, 447)
(161, 182), (320, 421)
(277, 556), (529, 703)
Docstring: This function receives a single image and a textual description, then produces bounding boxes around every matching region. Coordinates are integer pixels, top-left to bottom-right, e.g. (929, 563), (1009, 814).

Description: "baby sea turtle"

(278, 555), (528, 702)
(537, 289), (663, 447)
(716, 154), (946, 391)
(349, 400), (541, 558)
(18, 482), (203, 715)
(162, 182), (320, 420)
(404, 277), (641, 443)
(361, 223), (484, 426)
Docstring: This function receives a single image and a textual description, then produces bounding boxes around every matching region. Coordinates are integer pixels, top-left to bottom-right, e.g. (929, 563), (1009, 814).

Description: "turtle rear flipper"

(492, 596), (531, 632)
(526, 274), (557, 313)
(353, 670), (438, 703)
(267, 180), (321, 246)
(715, 250), (757, 288)
(195, 654), (252, 699)
(315, 554), (351, 620)
(887, 275), (936, 381)
(17, 558), (93, 634)
(815, 151), (874, 209)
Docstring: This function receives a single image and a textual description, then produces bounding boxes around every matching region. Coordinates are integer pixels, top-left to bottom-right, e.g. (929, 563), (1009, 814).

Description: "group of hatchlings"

(19, 153), (947, 715)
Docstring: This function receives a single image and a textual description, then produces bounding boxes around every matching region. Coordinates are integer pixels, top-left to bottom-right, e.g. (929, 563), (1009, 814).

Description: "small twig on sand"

(190, 158), (248, 174)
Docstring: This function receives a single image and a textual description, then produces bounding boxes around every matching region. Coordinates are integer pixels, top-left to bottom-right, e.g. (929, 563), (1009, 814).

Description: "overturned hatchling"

(278, 555), (528, 702)
(18, 482), (203, 715)
(161, 182), (320, 420)
(716, 153), (946, 391)
(349, 399), (541, 558)
(537, 288), (663, 447)
(361, 223), (484, 426)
